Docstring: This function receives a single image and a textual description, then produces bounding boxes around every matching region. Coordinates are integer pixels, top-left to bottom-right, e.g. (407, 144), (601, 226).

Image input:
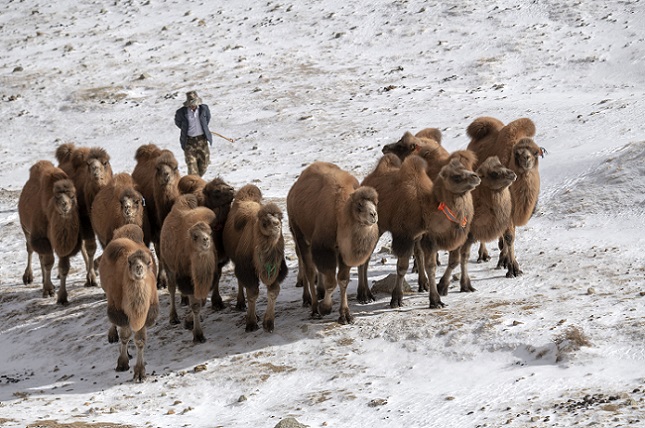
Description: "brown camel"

(287, 162), (379, 324)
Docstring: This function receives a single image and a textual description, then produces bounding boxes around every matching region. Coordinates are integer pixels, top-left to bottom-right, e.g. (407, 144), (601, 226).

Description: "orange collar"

(438, 202), (467, 228)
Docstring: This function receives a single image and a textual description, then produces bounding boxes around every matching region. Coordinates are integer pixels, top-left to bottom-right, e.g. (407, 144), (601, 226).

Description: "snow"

(1, 0), (644, 427)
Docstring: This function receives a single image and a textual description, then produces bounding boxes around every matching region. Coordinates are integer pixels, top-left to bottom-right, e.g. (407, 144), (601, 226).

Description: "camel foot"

(318, 303), (333, 317)
(389, 297), (403, 308)
(460, 284), (477, 293)
(23, 272), (33, 285)
(438, 280), (450, 297)
(192, 332), (206, 343)
(263, 319), (275, 333)
(169, 313), (181, 325)
(245, 322), (260, 333)
(133, 366), (146, 383)
(429, 300), (446, 309)
(338, 311), (354, 325)
(116, 359), (129, 372)
(57, 294), (69, 306)
(211, 298), (225, 311)
(108, 326), (119, 343)
(356, 291), (375, 304)
(235, 302), (247, 311)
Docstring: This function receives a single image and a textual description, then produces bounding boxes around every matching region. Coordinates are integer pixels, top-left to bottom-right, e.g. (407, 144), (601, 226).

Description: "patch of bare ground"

(24, 422), (135, 428)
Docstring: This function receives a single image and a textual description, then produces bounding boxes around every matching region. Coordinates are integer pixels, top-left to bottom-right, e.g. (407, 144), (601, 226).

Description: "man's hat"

(183, 91), (202, 107)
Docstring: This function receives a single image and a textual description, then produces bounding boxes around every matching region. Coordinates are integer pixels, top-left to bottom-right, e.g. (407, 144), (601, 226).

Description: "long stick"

(213, 132), (234, 143)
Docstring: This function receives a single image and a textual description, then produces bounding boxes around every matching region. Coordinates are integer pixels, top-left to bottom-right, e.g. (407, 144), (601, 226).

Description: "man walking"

(174, 91), (213, 176)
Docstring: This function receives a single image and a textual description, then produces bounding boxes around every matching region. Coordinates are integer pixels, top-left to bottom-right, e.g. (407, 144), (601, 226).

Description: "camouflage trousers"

(184, 136), (210, 177)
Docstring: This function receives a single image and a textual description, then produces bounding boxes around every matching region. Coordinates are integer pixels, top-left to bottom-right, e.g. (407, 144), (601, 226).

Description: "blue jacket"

(174, 104), (213, 150)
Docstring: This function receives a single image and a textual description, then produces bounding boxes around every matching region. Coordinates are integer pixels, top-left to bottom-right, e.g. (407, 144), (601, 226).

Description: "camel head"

(203, 178), (235, 210)
(86, 148), (112, 185)
(512, 138), (542, 173)
(257, 203), (283, 242)
(155, 152), (180, 186)
(438, 158), (481, 195)
(189, 221), (213, 253)
(127, 249), (153, 281)
(119, 188), (144, 224)
(349, 186), (378, 226)
(382, 131), (425, 161)
(477, 156), (517, 190)
(52, 179), (77, 216)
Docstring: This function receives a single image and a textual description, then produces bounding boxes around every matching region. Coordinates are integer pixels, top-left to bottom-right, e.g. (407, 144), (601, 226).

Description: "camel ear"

(539, 147), (548, 158)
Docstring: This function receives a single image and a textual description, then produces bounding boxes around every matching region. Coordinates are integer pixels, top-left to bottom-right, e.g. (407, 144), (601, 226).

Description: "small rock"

(193, 364), (207, 373)
(273, 417), (309, 428)
(587, 287), (596, 295)
(371, 273), (412, 294)
(238, 395), (247, 402)
(13, 66), (23, 72)
(367, 398), (388, 407)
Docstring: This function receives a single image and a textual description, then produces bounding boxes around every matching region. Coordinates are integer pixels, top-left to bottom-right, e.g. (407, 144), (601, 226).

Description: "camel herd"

(17, 116), (544, 382)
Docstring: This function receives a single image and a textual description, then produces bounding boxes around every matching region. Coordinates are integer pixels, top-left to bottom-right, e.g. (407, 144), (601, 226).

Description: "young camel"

(467, 117), (544, 277)
(99, 224), (158, 382)
(160, 194), (217, 343)
(287, 162), (379, 324)
(178, 175), (236, 309)
(18, 161), (82, 305)
(358, 154), (480, 308)
(91, 173), (145, 249)
(223, 184), (288, 333)
(56, 143), (113, 287)
(437, 156), (517, 294)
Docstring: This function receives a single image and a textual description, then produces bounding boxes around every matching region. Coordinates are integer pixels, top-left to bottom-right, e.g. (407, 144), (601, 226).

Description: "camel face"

(259, 212), (282, 239)
(128, 251), (152, 281)
(190, 223), (212, 253)
(120, 194), (143, 224)
(204, 180), (235, 208)
(513, 138), (541, 173)
(156, 162), (179, 186)
(87, 157), (111, 185)
(382, 132), (421, 161)
(440, 159), (481, 194)
(350, 188), (379, 226)
(52, 181), (77, 216)
(478, 156), (517, 190)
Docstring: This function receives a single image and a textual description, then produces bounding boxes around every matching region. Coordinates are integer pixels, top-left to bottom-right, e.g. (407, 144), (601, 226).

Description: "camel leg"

(356, 262), (375, 304)
(235, 283), (246, 311)
(57, 255), (71, 305)
(390, 255), (410, 308)
(116, 326), (132, 371)
(438, 249), (460, 296)
(166, 271), (180, 325)
(154, 240), (167, 289)
(336, 262), (353, 325)
(496, 236), (508, 270)
(263, 282), (280, 333)
(414, 239), (429, 292)
(108, 323), (119, 343)
(245, 284), (260, 332)
(459, 237), (477, 292)
(23, 240), (34, 285)
(133, 328), (147, 382)
(504, 226), (522, 277)
(420, 240), (445, 308)
(189, 295), (206, 343)
(318, 270), (337, 317)
(210, 269), (225, 311)
(477, 242), (490, 263)
(39, 253), (56, 298)
(81, 238), (98, 287)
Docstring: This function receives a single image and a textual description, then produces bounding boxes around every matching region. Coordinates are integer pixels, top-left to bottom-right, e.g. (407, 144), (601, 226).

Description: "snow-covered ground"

(1, 0), (644, 427)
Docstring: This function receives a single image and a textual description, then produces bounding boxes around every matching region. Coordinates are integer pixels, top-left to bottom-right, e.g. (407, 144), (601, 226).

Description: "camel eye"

(452, 175), (463, 183)
(490, 172), (499, 179)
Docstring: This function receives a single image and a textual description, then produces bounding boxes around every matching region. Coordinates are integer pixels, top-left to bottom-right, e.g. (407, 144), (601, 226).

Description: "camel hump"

(134, 144), (162, 162)
(112, 172), (135, 187)
(177, 193), (200, 210)
(113, 224), (145, 243)
(415, 128), (442, 144)
(401, 154), (428, 176)
(29, 160), (55, 179)
(235, 184), (263, 203)
(449, 149), (478, 170)
(178, 174), (205, 195)
(467, 117), (505, 140)
(497, 118), (536, 150)
(373, 153), (402, 174)
(55, 143), (76, 164)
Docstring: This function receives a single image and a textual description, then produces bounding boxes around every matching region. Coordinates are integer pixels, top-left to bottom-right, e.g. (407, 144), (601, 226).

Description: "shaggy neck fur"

(190, 250), (216, 301)
(427, 175), (474, 249)
(122, 270), (152, 332)
(254, 232), (285, 285)
(47, 198), (80, 257)
(471, 185), (513, 242)
(510, 168), (540, 226)
(337, 198), (379, 267)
